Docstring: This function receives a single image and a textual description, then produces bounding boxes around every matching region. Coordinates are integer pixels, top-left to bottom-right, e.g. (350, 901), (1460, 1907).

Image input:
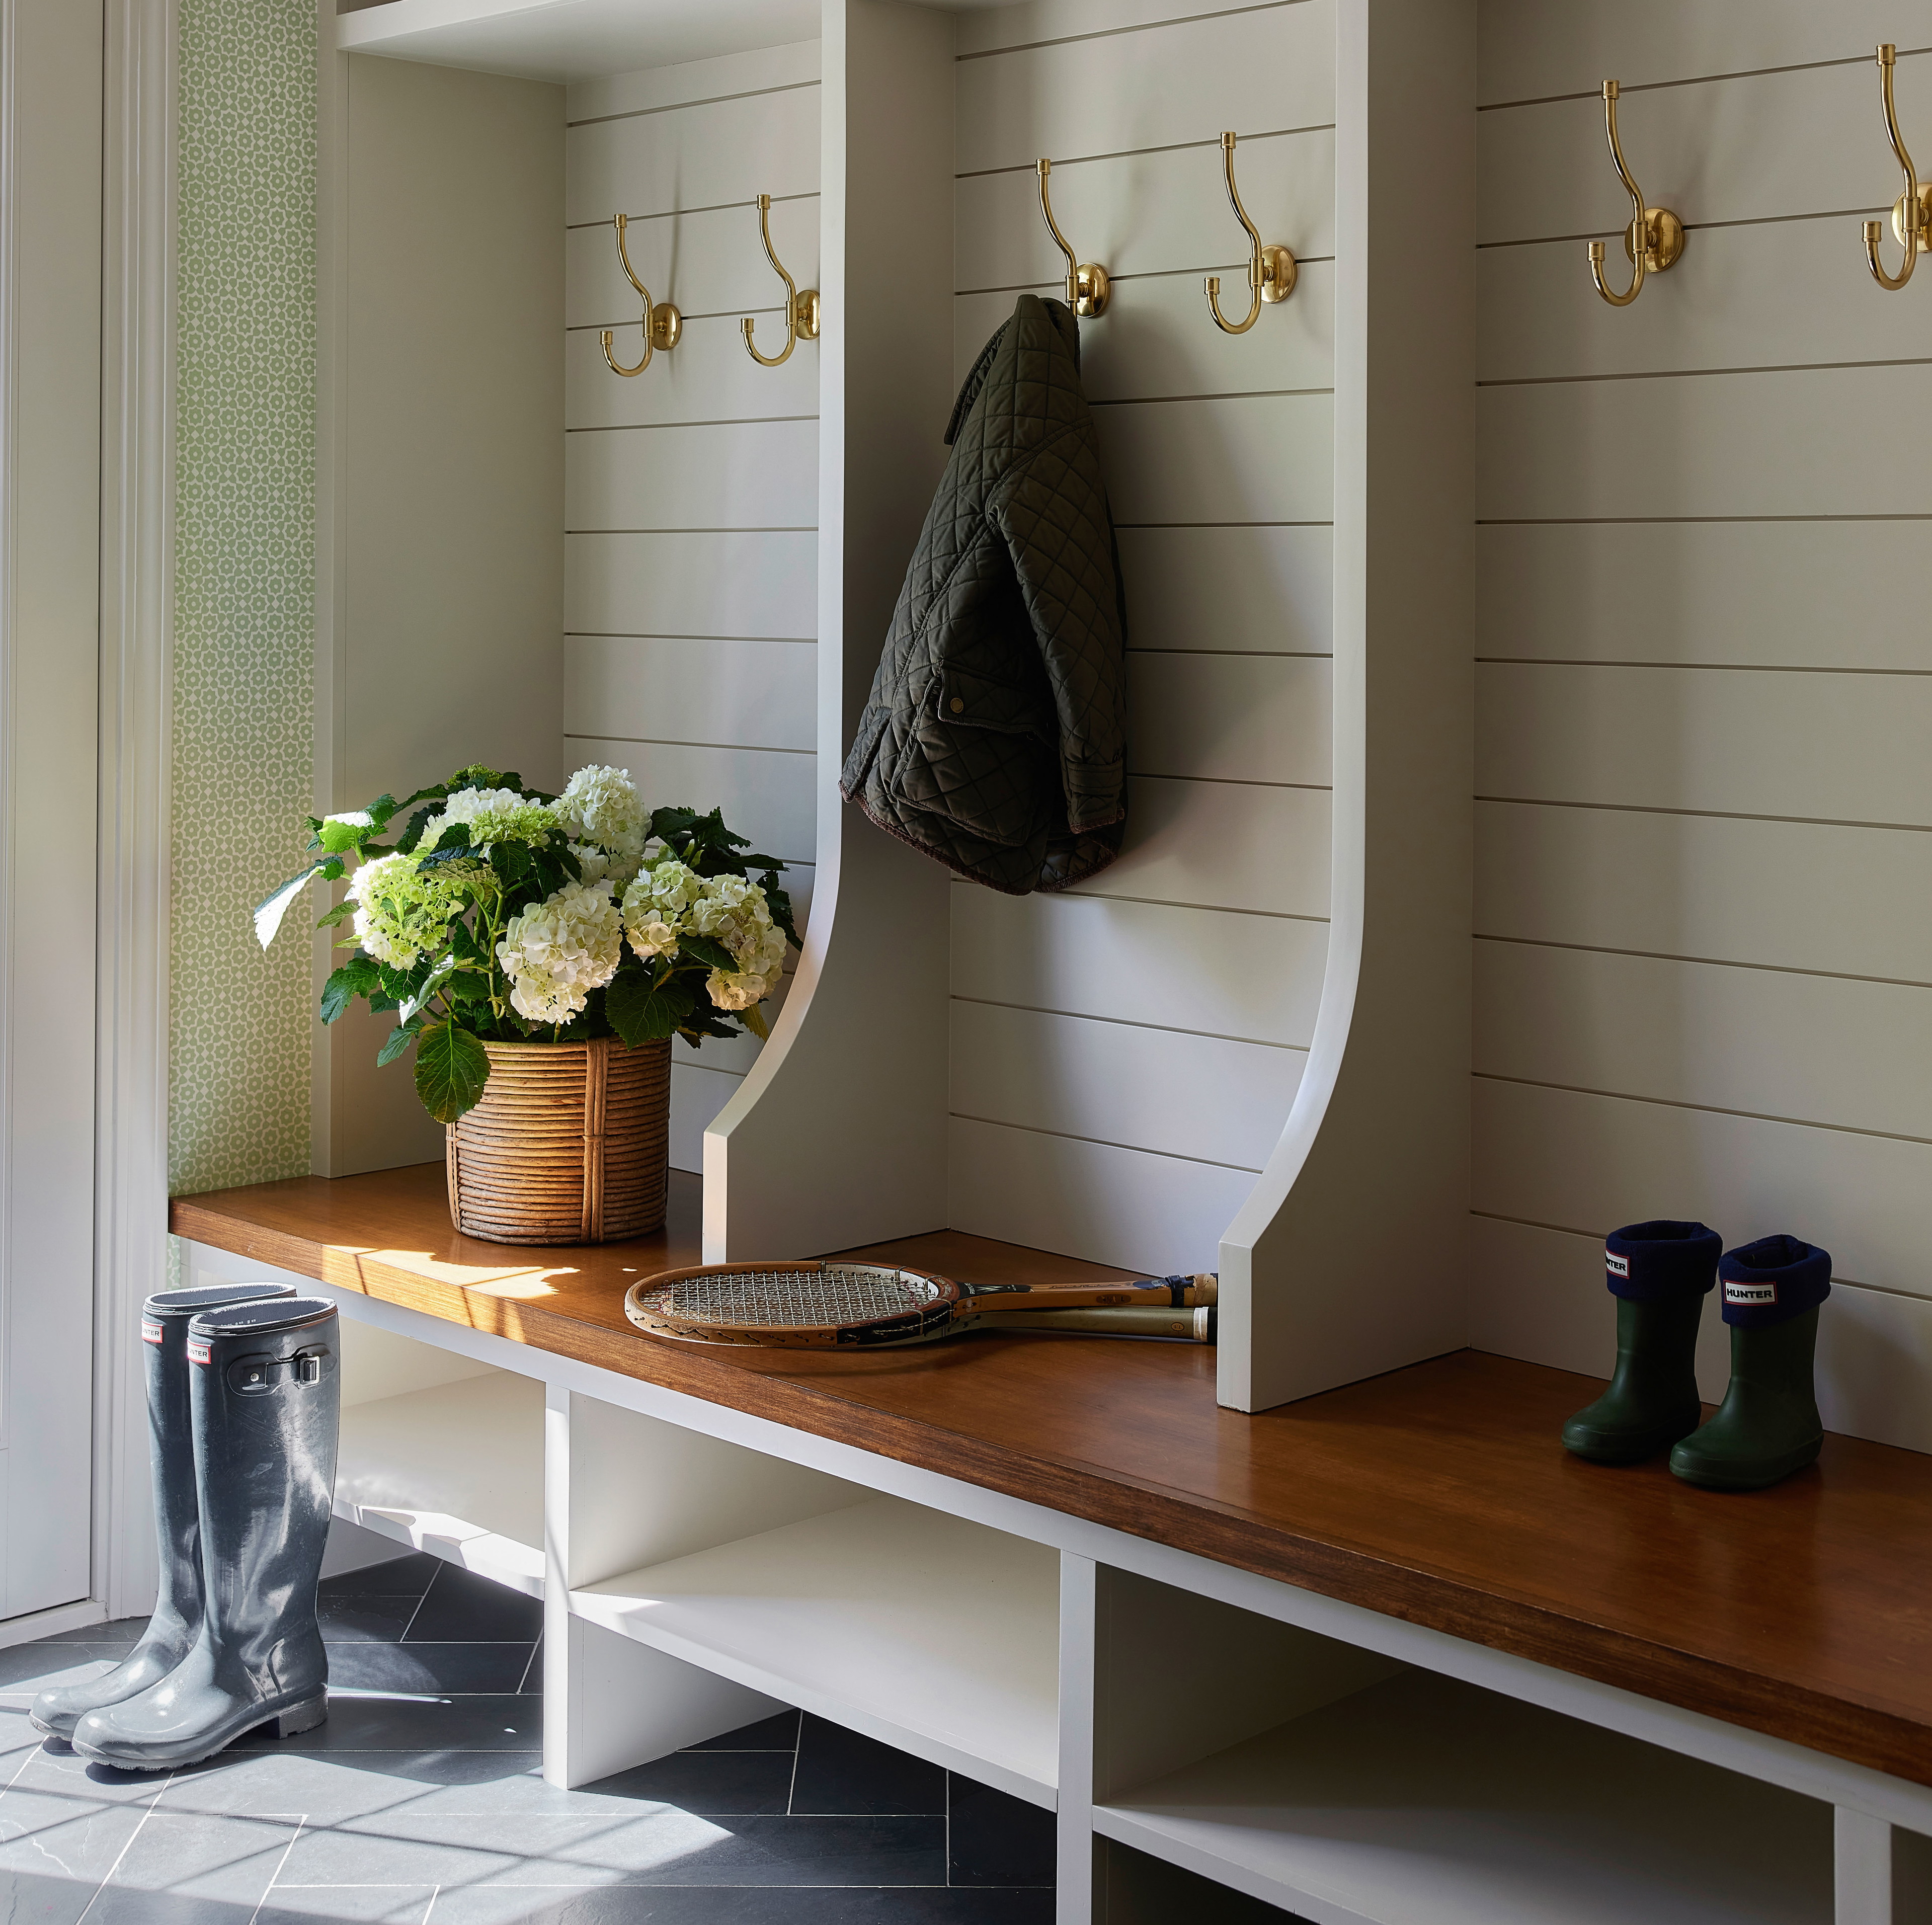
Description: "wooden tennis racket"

(623, 1262), (1217, 1349)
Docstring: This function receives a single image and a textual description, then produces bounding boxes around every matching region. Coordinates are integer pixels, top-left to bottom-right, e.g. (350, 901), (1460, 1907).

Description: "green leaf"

(753, 870), (802, 950)
(677, 933), (736, 975)
(254, 865), (328, 949)
(395, 803), (439, 854)
(489, 840), (533, 888)
(397, 954), (457, 1025)
(737, 1000), (770, 1041)
(413, 1020), (491, 1123)
(376, 1013), (426, 1068)
(316, 814), (377, 854)
(417, 838), (478, 873)
(319, 954), (382, 1025)
(606, 970), (695, 1046)
(315, 900), (355, 930)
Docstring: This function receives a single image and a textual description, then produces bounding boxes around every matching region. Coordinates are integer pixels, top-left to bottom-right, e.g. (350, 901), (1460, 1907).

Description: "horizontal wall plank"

(1128, 652), (1330, 786)
(565, 200), (821, 332)
(1477, 57), (1911, 244)
(954, 259), (1334, 406)
(955, 126), (1336, 294)
(566, 530), (816, 640)
(670, 1061), (741, 1174)
(951, 1001), (1300, 1172)
(567, 318), (819, 432)
(1470, 1213), (1932, 1458)
(1477, 216), (1932, 385)
(566, 83), (820, 226)
(1478, 366), (1932, 523)
(1066, 775), (1330, 917)
(1101, 393), (1333, 526)
(1476, 801), (1932, 984)
(1475, 941), (1932, 1142)
(1119, 524), (1331, 656)
(956, 0), (1294, 58)
(956, 3), (1333, 176)
(566, 419), (818, 532)
(949, 1115), (1254, 1277)
(1477, 661), (1932, 826)
(566, 37), (820, 123)
(1477, 0), (1932, 107)
(1477, 521), (1932, 672)
(566, 734), (814, 865)
(1474, 1077), (1932, 1308)
(566, 635), (816, 753)
(950, 889), (1327, 1049)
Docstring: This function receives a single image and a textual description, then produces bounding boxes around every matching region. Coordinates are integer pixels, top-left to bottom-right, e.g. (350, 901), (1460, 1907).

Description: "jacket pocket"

(890, 671), (1059, 850)
(928, 665), (1053, 739)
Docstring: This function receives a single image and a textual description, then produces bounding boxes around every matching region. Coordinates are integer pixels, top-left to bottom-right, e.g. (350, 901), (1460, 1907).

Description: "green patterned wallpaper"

(170, 0), (317, 1195)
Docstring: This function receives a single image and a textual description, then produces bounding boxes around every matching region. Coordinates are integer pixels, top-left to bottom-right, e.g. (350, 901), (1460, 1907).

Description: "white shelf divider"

(1096, 1669), (1834, 1925)
(569, 1492), (1061, 1807)
(334, 1371), (546, 1595)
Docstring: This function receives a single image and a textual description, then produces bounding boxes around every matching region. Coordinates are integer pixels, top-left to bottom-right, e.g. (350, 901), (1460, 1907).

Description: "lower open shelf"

(335, 1370), (546, 1595)
(1097, 1669), (1833, 1925)
(569, 1493), (1060, 1808)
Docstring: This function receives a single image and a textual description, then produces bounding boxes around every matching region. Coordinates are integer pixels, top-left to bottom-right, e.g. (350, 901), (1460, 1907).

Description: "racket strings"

(633, 1265), (942, 1329)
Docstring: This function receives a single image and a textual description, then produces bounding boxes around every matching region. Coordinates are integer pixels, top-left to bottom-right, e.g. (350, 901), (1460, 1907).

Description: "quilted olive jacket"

(839, 294), (1129, 895)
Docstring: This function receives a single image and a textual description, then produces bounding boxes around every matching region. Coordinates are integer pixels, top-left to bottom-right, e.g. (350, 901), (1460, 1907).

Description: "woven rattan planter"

(446, 1037), (672, 1245)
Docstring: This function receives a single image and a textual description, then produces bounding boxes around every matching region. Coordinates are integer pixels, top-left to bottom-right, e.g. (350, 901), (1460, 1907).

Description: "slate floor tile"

(321, 1553), (441, 1596)
(158, 1749), (550, 1822)
(576, 1749), (795, 1814)
(256, 1888), (437, 1924)
(0, 1644), (129, 1701)
(681, 1709), (798, 1752)
(422, 1889), (1055, 1924)
(226, 1693), (542, 1753)
(792, 1716), (945, 1816)
(327, 1642), (535, 1695)
(79, 1810), (298, 1921)
(945, 1776), (1056, 1888)
(319, 1595), (423, 1643)
(38, 1618), (149, 1647)
(405, 1567), (543, 1642)
(520, 1638), (544, 1694)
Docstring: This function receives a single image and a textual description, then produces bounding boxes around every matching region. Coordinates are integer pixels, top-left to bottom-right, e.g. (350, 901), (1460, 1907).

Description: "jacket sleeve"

(991, 423), (1129, 834)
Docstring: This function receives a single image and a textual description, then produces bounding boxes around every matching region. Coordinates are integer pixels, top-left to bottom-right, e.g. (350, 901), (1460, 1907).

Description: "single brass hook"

(1865, 45), (1931, 290)
(1204, 132), (1296, 334)
(599, 214), (682, 376)
(1036, 159), (1110, 317)
(1586, 81), (1684, 307)
(741, 194), (821, 367)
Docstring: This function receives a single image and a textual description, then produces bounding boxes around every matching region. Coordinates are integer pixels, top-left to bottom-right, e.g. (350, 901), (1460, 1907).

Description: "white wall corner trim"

(1218, 0), (1476, 1412)
(95, 0), (177, 1621)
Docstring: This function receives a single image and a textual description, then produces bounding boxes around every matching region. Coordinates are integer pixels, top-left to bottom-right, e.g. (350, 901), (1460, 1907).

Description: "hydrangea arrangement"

(254, 762), (800, 1123)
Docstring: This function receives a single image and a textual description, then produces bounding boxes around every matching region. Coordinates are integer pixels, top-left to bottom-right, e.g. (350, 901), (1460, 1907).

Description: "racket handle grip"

(972, 1306), (1216, 1342)
(968, 1273), (1219, 1310)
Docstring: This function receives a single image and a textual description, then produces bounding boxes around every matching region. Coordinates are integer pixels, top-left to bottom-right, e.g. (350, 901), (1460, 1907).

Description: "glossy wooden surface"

(174, 1162), (1932, 1787)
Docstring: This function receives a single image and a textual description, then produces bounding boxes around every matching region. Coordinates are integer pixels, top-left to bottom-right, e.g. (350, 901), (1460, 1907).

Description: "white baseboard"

(0, 1597), (111, 1650)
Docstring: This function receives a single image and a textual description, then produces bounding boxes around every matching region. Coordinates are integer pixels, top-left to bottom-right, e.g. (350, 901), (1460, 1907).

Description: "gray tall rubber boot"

(72, 1297), (340, 1771)
(30, 1282), (295, 1742)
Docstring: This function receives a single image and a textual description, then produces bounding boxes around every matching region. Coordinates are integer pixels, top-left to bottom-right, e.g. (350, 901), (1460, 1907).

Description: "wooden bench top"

(172, 1162), (1932, 1790)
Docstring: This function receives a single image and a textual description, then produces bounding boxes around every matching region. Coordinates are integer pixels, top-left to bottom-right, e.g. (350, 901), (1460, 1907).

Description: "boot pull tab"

(226, 1346), (334, 1394)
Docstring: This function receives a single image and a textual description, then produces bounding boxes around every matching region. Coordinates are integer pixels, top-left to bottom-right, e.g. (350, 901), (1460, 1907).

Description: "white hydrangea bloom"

(692, 873), (787, 1013)
(420, 786), (553, 855)
(570, 842), (610, 887)
(557, 765), (646, 878)
(495, 880), (623, 1025)
(618, 859), (703, 962)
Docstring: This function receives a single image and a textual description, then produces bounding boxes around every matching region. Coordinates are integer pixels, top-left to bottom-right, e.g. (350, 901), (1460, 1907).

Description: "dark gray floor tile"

(34, 1617), (149, 1646)
(0, 1644), (129, 1697)
(520, 1637), (544, 1695)
(406, 1566), (543, 1643)
(318, 1594), (423, 1643)
(327, 1643), (535, 1695)
(791, 1716), (944, 1816)
(255, 1889), (435, 1924)
(158, 1749), (550, 1821)
(578, 1749), (796, 1814)
(681, 1709), (797, 1752)
(320, 1552), (441, 1595)
(422, 1888), (1054, 1924)
(0, 1867), (113, 1925)
(225, 1693), (541, 1752)
(80, 1810), (298, 1921)
(946, 1775), (1056, 1888)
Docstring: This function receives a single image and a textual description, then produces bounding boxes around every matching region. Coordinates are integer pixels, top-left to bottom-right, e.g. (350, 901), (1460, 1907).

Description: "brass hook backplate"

(742, 193), (821, 367)
(1205, 131), (1296, 334)
(1868, 45), (1927, 290)
(1036, 159), (1109, 317)
(600, 213), (681, 376)
(1586, 81), (1683, 308)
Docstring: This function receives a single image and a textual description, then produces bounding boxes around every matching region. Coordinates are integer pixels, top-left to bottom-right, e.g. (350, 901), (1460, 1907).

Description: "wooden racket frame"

(624, 1261), (1215, 1349)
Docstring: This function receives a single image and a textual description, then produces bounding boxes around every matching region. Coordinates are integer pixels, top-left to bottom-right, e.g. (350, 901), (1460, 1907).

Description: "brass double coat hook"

(599, 214), (681, 376)
(1586, 80), (1685, 306)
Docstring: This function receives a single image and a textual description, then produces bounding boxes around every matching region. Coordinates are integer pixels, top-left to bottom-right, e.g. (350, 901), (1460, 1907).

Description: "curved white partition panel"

(1219, 0), (1476, 1412)
(703, 0), (956, 1261)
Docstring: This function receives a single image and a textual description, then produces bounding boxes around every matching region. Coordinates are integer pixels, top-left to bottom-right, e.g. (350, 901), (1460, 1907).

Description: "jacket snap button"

(949, 696), (964, 713)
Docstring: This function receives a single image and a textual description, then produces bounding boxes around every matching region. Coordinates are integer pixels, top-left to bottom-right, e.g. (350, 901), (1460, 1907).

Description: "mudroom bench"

(172, 1167), (1932, 1925)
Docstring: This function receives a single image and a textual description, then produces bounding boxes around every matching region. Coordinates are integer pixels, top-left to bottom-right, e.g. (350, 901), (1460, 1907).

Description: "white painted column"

(1836, 1807), (1893, 1925)
(1057, 1552), (1099, 1925)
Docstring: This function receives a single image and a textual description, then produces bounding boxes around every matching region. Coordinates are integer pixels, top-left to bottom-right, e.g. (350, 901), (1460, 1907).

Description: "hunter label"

(1725, 1279), (1778, 1307)
(1605, 1252), (1630, 1278)
(186, 1339), (212, 1366)
(141, 1320), (164, 1345)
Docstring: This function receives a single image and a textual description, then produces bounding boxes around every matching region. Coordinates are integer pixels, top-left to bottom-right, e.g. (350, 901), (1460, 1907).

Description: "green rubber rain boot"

(1671, 1235), (1830, 1492)
(1562, 1220), (1720, 1465)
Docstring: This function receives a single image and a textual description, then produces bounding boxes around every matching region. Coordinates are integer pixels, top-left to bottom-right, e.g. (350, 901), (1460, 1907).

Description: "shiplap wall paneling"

(946, 0), (1339, 1296)
(1216, 0), (1475, 1409)
(702, 0), (956, 1257)
(563, 40), (820, 1174)
(1472, 3), (1932, 1453)
(320, 56), (565, 1176)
